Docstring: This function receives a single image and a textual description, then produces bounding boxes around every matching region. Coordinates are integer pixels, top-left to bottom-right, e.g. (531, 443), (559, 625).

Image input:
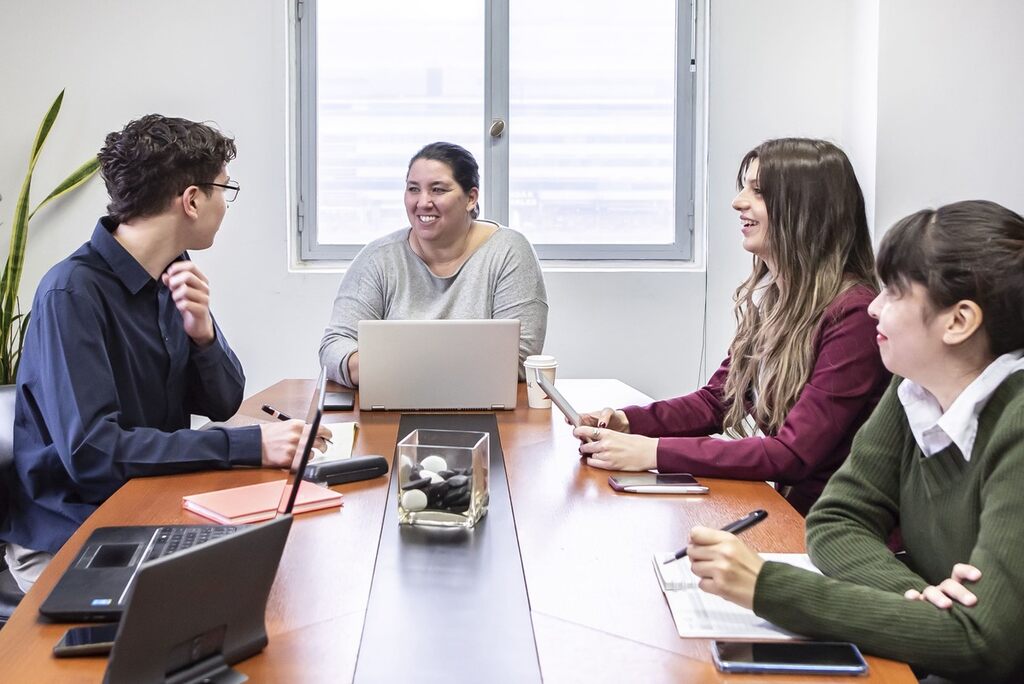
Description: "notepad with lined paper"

(182, 479), (342, 524)
(311, 421), (358, 463)
(653, 552), (821, 640)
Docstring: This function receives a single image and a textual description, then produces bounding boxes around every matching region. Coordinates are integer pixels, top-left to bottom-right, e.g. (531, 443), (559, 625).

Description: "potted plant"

(1, 90), (100, 385)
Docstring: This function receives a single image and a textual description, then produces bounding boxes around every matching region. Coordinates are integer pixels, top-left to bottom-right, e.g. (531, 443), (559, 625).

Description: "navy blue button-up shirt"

(2, 218), (261, 554)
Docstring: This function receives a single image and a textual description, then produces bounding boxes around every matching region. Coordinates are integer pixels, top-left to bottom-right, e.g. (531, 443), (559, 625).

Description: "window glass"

(316, 1), (485, 245)
(509, 0), (677, 245)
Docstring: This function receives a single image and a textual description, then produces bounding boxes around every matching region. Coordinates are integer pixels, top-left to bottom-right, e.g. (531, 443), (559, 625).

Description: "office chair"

(0, 384), (25, 627)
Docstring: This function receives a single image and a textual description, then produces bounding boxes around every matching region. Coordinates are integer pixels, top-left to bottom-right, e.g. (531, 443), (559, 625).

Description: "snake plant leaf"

(11, 309), (30, 381)
(27, 90), (65, 175)
(2, 157), (100, 302)
(28, 156), (101, 222)
(3, 89), (68, 312)
(2, 310), (30, 382)
(0, 163), (32, 336)
(1, 308), (27, 383)
(0, 245), (10, 304)
(1, 89), (97, 384)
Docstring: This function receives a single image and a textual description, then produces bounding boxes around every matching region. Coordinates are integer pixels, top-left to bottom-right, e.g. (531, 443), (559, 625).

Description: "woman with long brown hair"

(574, 138), (890, 514)
(686, 200), (1024, 681)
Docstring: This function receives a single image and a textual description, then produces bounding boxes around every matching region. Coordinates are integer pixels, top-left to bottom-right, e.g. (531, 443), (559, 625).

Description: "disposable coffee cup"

(524, 355), (558, 409)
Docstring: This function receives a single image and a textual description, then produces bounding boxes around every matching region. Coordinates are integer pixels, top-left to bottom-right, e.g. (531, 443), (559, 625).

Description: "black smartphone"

(324, 390), (355, 411)
(52, 622), (119, 657)
(712, 641), (868, 675)
(607, 472), (709, 494)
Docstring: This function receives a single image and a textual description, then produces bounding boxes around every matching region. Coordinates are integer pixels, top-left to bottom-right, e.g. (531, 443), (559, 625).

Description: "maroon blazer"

(622, 285), (889, 515)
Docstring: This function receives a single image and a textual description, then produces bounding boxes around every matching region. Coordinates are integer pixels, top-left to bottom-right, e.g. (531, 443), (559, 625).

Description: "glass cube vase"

(396, 429), (489, 528)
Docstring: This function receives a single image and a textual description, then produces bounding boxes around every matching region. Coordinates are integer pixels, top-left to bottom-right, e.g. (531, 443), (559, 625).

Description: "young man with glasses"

(0, 115), (314, 591)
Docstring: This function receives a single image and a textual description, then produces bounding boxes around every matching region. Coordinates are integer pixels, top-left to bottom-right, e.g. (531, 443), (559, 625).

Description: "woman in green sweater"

(685, 200), (1024, 682)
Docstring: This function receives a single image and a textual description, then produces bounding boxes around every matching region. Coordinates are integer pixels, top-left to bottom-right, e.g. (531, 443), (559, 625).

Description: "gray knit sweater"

(319, 223), (548, 387)
(753, 372), (1024, 682)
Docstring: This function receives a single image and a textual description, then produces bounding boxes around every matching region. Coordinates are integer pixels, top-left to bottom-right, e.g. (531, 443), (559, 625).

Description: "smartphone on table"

(607, 472), (709, 494)
(324, 390), (355, 411)
(711, 640), (869, 675)
(52, 622), (119, 657)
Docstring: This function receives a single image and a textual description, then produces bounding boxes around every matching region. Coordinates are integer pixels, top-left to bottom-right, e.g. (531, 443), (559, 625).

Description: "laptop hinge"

(166, 654), (247, 684)
(166, 625), (247, 684)
(490, 404), (505, 410)
(371, 405), (385, 411)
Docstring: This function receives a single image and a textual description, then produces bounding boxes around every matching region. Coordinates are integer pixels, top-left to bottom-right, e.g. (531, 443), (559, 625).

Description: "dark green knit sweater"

(753, 372), (1024, 682)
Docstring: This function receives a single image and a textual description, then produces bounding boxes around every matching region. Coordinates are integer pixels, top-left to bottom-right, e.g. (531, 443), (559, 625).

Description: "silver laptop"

(357, 319), (520, 411)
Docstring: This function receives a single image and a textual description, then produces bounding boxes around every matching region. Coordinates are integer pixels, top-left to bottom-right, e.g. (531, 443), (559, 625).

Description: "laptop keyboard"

(146, 525), (239, 560)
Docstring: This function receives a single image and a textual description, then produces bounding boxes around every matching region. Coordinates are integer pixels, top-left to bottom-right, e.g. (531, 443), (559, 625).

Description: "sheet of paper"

(653, 552), (821, 640)
(311, 421), (358, 463)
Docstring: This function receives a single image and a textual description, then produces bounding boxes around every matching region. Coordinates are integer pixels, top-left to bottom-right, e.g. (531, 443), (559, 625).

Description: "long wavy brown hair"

(722, 138), (877, 437)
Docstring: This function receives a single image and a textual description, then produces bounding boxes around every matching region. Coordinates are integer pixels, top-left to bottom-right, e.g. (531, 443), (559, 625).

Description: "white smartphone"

(607, 472), (709, 494)
(534, 369), (582, 427)
(712, 641), (868, 675)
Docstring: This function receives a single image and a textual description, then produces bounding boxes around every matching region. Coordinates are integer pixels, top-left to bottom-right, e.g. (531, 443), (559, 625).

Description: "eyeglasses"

(197, 180), (240, 203)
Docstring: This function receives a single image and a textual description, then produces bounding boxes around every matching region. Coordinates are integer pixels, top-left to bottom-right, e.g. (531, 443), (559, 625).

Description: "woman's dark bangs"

(877, 211), (933, 294)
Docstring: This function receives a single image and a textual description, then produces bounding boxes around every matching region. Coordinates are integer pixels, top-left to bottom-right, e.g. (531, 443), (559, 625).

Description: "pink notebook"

(182, 478), (342, 524)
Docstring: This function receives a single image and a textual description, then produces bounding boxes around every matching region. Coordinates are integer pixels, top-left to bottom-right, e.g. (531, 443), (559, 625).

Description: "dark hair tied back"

(877, 199), (1024, 355)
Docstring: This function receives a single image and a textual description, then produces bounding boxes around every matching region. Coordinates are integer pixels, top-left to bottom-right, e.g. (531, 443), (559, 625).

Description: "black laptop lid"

(276, 367), (327, 515)
(103, 514), (293, 683)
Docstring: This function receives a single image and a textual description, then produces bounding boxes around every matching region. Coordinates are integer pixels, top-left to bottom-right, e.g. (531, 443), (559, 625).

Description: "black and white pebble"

(420, 455), (448, 473)
(401, 459), (477, 514)
(401, 489), (428, 511)
(401, 476), (432, 491)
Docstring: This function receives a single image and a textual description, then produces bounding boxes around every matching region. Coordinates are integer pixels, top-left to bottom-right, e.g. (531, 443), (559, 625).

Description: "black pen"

(260, 403), (292, 419)
(261, 404), (292, 421)
(261, 404), (332, 444)
(663, 509), (768, 564)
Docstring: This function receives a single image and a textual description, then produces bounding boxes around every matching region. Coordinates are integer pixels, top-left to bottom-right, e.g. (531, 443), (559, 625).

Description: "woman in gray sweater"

(319, 142), (548, 387)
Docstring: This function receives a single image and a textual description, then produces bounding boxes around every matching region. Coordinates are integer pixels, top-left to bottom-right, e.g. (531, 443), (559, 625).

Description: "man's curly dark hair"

(98, 114), (236, 224)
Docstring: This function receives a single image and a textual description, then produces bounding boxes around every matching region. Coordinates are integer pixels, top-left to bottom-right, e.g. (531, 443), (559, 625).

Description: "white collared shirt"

(898, 350), (1024, 461)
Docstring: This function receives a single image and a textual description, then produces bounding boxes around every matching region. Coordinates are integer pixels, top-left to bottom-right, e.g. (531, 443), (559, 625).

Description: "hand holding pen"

(664, 509), (767, 563)
(683, 509), (769, 610)
(262, 404), (333, 446)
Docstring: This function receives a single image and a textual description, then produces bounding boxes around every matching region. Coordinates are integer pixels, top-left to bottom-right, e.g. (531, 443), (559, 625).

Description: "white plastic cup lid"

(524, 354), (557, 368)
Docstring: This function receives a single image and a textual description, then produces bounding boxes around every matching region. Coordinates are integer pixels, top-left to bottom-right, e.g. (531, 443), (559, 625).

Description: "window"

(296, 0), (696, 260)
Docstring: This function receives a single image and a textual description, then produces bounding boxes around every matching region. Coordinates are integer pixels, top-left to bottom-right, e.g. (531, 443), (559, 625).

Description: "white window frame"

(294, 0), (699, 262)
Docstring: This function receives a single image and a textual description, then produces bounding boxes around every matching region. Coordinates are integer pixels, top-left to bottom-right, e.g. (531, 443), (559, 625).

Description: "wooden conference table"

(0, 379), (914, 683)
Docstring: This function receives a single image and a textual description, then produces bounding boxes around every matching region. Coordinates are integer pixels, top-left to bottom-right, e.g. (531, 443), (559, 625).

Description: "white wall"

(3, 1), (1019, 402)
(874, 0), (1024, 232)
(701, 0), (880, 369)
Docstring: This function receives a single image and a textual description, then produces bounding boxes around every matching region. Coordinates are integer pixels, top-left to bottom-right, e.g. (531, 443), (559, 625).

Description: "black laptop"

(39, 368), (328, 622)
(102, 514), (291, 683)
